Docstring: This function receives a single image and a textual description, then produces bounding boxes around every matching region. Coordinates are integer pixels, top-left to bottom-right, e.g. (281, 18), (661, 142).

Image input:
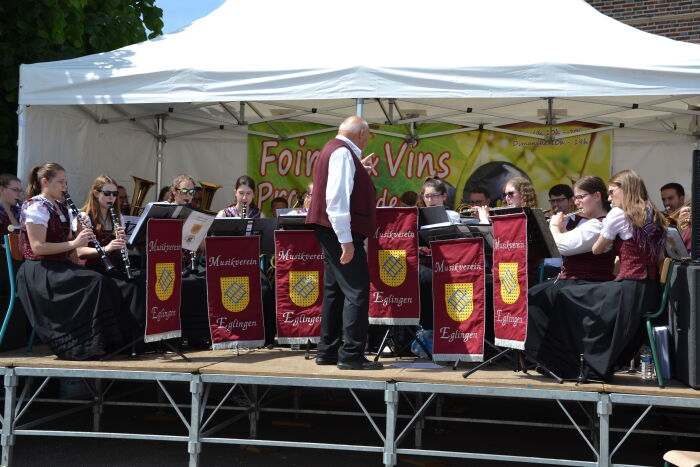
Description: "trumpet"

(63, 192), (114, 272)
(108, 203), (133, 280)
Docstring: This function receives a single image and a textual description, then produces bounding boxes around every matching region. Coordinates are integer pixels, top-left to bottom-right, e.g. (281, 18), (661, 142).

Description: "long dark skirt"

(90, 266), (147, 339)
(537, 279), (660, 381)
(526, 278), (601, 365)
(17, 260), (126, 360)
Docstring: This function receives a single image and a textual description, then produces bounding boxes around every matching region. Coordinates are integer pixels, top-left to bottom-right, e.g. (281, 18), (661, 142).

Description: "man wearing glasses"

(542, 184), (582, 280)
(0, 174), (22, 237)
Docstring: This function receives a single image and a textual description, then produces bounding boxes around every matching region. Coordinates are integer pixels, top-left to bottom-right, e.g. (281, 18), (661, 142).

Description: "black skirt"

(90, 266), (147, 338)
(17, 260), (127, 360)
(536, 279), (660, 381)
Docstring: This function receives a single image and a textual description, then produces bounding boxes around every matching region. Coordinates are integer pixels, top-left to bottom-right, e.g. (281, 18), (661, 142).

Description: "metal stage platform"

(0, 346), (698, 467)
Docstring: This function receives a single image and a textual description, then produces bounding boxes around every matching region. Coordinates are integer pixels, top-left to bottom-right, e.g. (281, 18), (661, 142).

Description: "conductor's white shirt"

(326, 135), (362, 244)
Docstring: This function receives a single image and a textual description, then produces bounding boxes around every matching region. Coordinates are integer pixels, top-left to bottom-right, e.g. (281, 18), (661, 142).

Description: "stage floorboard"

(0, 345), (697, 398)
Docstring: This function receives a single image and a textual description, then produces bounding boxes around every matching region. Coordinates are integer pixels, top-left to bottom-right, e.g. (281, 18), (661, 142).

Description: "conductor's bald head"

(338, 116), (370, 150)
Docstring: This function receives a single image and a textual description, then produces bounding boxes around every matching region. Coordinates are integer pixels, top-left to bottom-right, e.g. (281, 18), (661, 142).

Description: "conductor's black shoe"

(315, 356), (338, 365)
(337, 359), (384, 370)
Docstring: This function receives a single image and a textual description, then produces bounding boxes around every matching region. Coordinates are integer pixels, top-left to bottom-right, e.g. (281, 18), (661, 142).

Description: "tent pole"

(356, 98), (364, 117)
(156, 114), (165, 195)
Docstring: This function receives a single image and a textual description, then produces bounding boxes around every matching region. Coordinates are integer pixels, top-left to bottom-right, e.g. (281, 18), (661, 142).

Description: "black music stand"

(461, 210), (563, 383)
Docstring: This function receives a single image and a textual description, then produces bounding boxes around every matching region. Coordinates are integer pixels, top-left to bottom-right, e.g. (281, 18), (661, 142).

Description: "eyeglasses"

(607, 186), (619, 196)
(177, 188), (197, 195)
(99, 190), (118, 197)
(502, 191), (516, 198)
(423, 193), (444, 200)
(573, 193), (590, 201)
(549, 197), (569, 203)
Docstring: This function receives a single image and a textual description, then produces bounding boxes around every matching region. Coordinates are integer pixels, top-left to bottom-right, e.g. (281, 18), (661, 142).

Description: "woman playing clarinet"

(16, 163), (127, 360)
(535, 170), (666, 381)
(75, 175), (146, 337)
(526, 176), (615, 370)
(217, 175), (265, 219)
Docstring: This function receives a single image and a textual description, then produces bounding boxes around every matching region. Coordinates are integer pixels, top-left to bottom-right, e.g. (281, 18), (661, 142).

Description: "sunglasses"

(177, 188), (197, 195)
(99, 190), (118, 197)
(502, 191), (516, 198)
(573, 193), (590, 201)
(607, 187), (619, 196)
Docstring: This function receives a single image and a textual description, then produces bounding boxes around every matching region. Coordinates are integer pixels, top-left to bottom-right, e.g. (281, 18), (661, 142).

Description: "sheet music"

(182, 210), (215, 251)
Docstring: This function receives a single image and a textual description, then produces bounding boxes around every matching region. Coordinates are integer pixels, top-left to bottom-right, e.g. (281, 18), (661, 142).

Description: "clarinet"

(63, 192), (115, 271)
(108, 203), (133, 280)
(241, 200), (247, 219)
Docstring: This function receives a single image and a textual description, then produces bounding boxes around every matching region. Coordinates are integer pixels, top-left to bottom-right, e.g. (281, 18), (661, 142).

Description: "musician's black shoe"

(315, 356), (338, 365)
(337, 358), (384, 370)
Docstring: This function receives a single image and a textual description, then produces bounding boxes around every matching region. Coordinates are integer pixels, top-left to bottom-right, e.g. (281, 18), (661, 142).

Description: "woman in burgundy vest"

(76, 175), (146, 338)
(526, 176), (615, 370)
(16, 163), (127, 360)
(542, 170), (666, 382)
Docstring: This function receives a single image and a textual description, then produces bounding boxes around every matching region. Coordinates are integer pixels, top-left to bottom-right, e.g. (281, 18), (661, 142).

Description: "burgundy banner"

(145, 219), (183, 343)
(368, 207), (420, 324)
(492, 214), (528, 349)
(431, 238), (486, 362)
(205, 236), (265, 349)
(274, 230), (324, 344)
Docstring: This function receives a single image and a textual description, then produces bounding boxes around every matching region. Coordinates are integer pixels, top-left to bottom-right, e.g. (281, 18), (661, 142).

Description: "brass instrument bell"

(129, 176), (156, 216)
(198, 180), (222, 212)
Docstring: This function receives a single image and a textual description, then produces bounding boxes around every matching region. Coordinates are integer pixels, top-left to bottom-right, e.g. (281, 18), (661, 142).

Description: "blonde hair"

(25, 162), (65, 198)
(505, 177), (537, 208)
(168, 174), (196, 203)
(81, 175), (120, 233)
(609, 170), (666, 229)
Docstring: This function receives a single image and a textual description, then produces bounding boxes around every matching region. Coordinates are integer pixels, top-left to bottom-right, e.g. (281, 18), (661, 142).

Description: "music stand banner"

(145, 219), (183, 343)
(205, 236), (265, 349)
(274, 230), (324, 344)
(492, 213), (528, 349)
(431, 238), (486, 362)
(368, 207), (420, 324)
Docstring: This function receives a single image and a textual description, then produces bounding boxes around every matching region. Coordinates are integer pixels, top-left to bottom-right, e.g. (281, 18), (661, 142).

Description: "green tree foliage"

(0, 0), (164, 174)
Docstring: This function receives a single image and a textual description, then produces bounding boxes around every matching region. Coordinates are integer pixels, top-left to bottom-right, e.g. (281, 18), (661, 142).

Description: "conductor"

(306, 116), (382, 370)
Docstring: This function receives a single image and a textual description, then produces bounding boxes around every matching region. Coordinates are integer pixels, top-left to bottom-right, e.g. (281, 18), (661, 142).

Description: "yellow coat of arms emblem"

(444, 283), (473, 322)
(220, 276), (250, 313)
(498, 262), (520, 304)
(378, 250), (407, 287)
(289, 271), (319, 307)
(155, 263), (175, 301)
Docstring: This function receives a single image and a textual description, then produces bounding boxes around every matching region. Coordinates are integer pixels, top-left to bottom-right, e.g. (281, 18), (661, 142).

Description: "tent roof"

(19, 0), (700, 106)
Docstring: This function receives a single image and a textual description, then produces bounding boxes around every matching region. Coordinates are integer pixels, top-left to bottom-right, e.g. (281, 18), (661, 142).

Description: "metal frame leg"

(249, 385), (259, 439)
(189, 375), (203, 467)
(2, 369), (17, 467)
(384, 383), (398, 467)
(597, 393), (611, 467)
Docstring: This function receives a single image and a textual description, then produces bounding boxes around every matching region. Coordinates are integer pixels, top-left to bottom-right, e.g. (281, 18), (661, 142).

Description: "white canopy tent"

(18, 0), (700, 210)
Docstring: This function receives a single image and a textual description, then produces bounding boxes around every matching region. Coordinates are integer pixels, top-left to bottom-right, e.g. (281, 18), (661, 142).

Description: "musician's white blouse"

(326, 135), (363, 244)
(554, 217), (606, 256)
(24, 196), (70, 227)
(600, 207), (633, 241)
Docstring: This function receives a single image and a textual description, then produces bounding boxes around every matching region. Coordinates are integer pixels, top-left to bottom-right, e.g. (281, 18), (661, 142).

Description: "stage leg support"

(597, 393), (611, 467)
(92, 379), (103, 432)
(414, 393), (424, 449)
(2, 369), (17, 467)
(249, 385), (259, 439)
(188, 375), (203, 467)
(383, 383), (398, 467)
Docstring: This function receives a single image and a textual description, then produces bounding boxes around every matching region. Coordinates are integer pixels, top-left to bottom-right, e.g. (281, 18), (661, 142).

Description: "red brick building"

(585, 1), (700, 43)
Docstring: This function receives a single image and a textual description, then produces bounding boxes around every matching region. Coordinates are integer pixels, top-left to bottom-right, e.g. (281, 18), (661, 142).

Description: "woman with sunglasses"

(475, 176), (538, 223)
(537, 170), (666, 382)
(16, 163), (128, 360)
(75, 175), (146, 339)
(217, 175), (265, 219)
(526, 176), (615, 373)
(168, 174), (197, 205)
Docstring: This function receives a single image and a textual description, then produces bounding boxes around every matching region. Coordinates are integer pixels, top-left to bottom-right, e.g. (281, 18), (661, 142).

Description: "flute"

(547, 209), (584, 223)
(63, 192), (115, 271)
(108, 203), (133, 280)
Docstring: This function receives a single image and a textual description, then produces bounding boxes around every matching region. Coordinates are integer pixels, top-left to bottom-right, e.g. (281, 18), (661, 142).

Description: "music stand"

(277, 213), (312, 230)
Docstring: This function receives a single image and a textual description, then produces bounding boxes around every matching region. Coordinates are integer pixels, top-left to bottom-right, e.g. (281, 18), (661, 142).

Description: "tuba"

(129, 176), (156, 216)
(198, 180), (222, 212)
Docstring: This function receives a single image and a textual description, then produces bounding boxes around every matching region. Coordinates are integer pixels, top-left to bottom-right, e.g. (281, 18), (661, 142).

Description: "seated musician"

(215, 174), (275, 345)
(525, 176), (614, 372)
(534, 170), (666, 382)
(75, 175), (146, 336)
(399, 190), (418, 207)
(475, 176), (537, 223)
(289, 182), (313, 214)
(16, 163), (128, 360)
(116, 185), (130, 214)
(270, 196), (289, 214)
(541, 183), (584, 279)
(216, 175), (265, 218)
(418, 177), (460, 223)
(0, 174), (22, 237)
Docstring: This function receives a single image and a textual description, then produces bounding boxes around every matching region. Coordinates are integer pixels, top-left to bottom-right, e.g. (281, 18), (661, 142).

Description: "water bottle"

(640, 346), (655, 381)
